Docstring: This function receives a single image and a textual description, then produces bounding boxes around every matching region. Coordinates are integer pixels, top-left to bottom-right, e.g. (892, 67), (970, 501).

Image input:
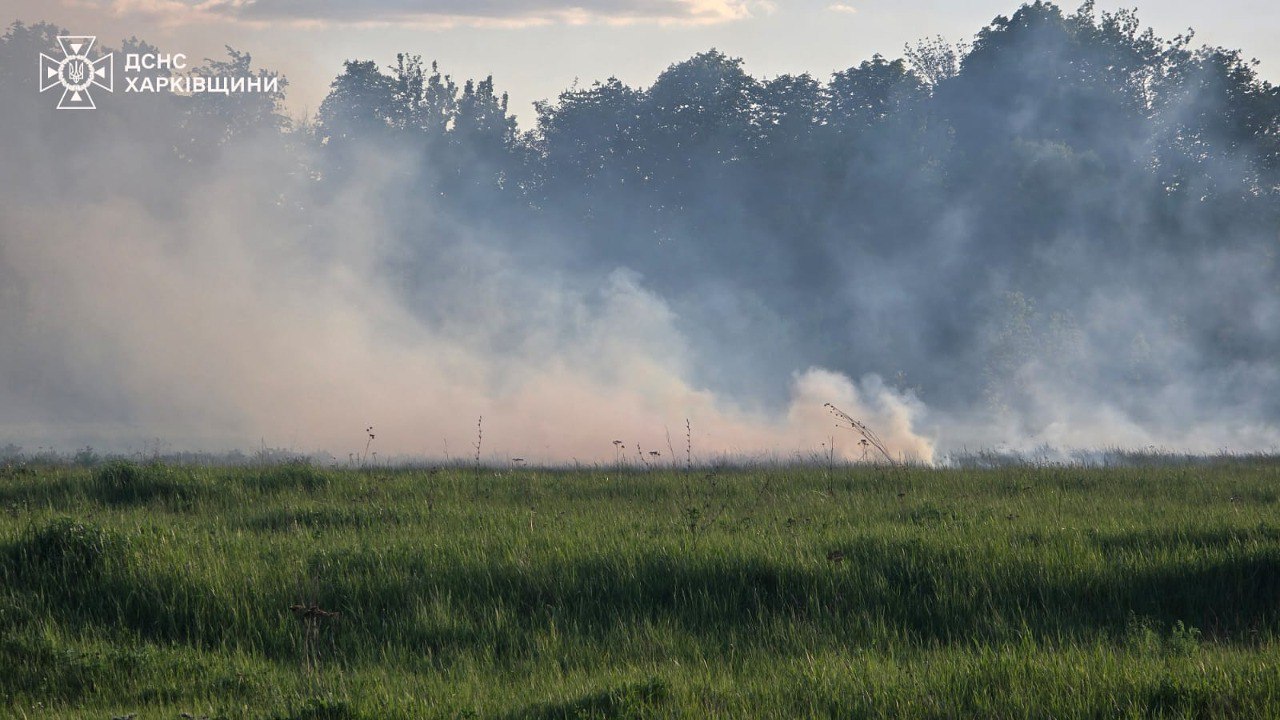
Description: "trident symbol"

(67, 59), (86, 84)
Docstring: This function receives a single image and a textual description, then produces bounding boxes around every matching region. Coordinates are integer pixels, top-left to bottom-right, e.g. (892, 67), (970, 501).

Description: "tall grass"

(1, 459), (1278, 717)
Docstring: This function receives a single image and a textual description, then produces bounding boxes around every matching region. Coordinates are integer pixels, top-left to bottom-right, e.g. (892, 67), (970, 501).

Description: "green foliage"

(1126, 615), (1204, 657)
(507, 678), (668, 719)
(272, 697), (367, 720)
(91, 460), (182, 504)
(242, 461), (331, 494)
(94, 459), (144, 489)
(6, 517), (121, 580)
(0, 461), (1279, 716)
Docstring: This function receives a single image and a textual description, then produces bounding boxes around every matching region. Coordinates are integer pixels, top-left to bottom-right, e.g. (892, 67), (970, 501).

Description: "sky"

(3, 0), (1277, 125)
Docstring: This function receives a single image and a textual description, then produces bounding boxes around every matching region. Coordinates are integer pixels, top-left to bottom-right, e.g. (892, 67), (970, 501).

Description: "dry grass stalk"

(290, 602), (341, 675)
(824, 403), (896, 465)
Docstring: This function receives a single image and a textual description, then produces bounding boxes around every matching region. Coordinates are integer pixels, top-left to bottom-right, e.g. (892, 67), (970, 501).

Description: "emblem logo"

(39, 36), (114, 110)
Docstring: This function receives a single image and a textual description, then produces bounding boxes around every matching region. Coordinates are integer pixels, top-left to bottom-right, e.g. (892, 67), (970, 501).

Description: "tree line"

(2, 1), (1278, 431)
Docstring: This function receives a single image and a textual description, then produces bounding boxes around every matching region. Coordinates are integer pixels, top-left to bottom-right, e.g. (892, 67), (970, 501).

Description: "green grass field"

(2, 458), (1279, 718)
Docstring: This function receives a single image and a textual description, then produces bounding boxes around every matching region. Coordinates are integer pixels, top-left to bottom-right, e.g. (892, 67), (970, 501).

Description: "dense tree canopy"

(3, 1), (1278, 443)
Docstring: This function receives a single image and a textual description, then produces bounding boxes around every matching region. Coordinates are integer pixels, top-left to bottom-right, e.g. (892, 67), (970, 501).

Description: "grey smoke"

(1, 4), (1277, 462)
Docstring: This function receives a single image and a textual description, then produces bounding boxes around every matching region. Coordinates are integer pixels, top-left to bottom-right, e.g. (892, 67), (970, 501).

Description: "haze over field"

(0, 2), (1277, 462)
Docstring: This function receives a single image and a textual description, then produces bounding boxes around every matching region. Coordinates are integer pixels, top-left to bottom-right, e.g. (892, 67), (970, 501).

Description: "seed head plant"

(824, 403), (895, 465)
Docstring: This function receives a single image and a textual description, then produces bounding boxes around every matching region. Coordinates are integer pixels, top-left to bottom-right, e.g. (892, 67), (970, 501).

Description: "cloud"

(826, 3), (856, 14)
(66, 0), (761, 27)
